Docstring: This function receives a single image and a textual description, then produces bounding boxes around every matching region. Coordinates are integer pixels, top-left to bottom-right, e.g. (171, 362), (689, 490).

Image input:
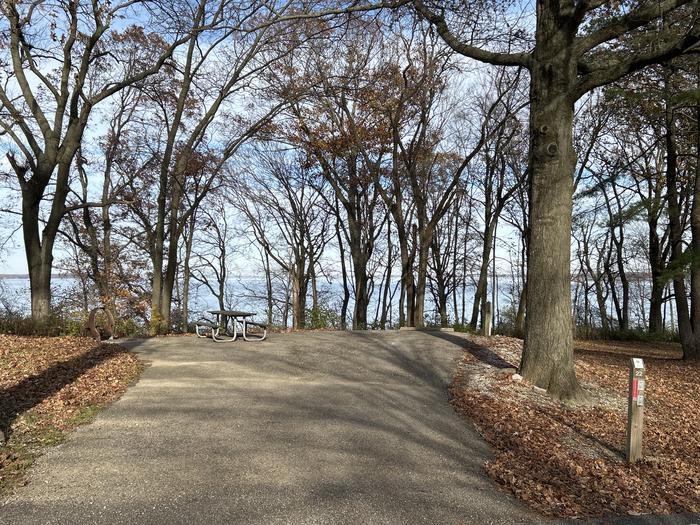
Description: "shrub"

(308, 306), (342, 330)
(453, 323), (477, 334)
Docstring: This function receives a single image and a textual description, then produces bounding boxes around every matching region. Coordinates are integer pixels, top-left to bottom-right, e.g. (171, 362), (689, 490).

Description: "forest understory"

(451, 335), (700, 519)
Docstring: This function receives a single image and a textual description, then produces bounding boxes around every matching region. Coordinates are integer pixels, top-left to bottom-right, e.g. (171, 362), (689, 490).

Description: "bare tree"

(230, 149), (331, 329)
(0, 0), (199, 323)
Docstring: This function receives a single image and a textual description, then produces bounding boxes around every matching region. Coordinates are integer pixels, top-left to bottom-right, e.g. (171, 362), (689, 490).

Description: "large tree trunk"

(404, 225), (418, 326)
(690, 97), (700, 359)
(413, 227), (431, 328)
(150, 194), (166, 335)
(347, 203), (371, 330)
(352, 263), (369, 330)
(181, 214), (196, 333)
(518, 25), (582, 401)
(291, 269), (307, 330)
(398, 230), (412, 327)
(23, 194), (51, 323)
(665, 89), (694, 357)
(20, 160), (72, 325)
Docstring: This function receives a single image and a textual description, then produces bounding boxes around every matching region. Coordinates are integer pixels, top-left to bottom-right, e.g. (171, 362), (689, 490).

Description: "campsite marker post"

(626, 358), (645, 463)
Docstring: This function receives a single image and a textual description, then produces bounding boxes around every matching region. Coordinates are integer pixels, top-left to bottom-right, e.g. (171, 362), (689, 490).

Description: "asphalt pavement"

(3, 330), (693, 524)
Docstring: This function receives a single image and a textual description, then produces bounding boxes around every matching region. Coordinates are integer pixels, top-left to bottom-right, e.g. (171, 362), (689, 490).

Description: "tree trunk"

(282, 277), (291, 329)
(181, 214), (196, 333)
(689, 94), (700, 359)
(398, 231), (412, 327)
(519, 27), (582, 400)
(413, 226), (431, 328)
(291, 270), (307, 330)
(28, 259), (52, 323)
(471, 220), (495, 329)
(380, 217), (393, 329)
(648, 218), (665, 333)
(665, 87), (694, 357)
(404, 225), (418, 326)
(353, 264), (369, 330)
(514, 230), (528, 338)
(430, 236), (450, 327)
(515, 282), (526, 338)
(20, 160), (72, 325)
(264, 250), (273, 326)
(335, 209), (349, 330)
(614, 226), (630, 331)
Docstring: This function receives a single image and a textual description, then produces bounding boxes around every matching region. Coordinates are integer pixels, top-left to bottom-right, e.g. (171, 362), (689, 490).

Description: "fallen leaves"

(451, 335), (700, 519)
(0, 335), (143, 494)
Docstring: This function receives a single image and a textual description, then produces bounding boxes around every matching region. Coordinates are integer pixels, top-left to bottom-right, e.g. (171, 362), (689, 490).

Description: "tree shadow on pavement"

(424, 330), (517, 369)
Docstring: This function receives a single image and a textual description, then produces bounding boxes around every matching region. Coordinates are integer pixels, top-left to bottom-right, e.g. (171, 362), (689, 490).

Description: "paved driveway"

(2, 330), (544, 524)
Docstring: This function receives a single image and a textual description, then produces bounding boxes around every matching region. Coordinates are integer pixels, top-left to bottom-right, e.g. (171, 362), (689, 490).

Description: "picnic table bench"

(195, 310), (267, 342)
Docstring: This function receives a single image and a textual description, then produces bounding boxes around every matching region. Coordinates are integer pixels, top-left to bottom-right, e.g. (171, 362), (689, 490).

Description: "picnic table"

(195, 310), (267, 342)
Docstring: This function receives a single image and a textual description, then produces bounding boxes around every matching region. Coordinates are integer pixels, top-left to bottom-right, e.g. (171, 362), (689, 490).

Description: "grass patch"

(67, 405), (100, 426)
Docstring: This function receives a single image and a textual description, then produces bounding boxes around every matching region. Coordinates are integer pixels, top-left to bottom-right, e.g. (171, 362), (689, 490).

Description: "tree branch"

(412, 0), (530, 67)
(576, 26), (700, 96)
(576, 0), (696, 54)
(62, 199), (134, 217)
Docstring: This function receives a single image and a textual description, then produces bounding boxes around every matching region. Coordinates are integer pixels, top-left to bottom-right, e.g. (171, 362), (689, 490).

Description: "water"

(0, 274), (673, 331)
(0, 275), (493, 328)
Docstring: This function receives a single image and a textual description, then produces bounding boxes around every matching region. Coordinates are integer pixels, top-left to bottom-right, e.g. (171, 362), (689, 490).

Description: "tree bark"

(518, 21), (582, 400)
(665, 80), (694, 357)
(264, 250), (273, 326)
(687, 83), (700, 359)
(20, 160), (72, 325)
(181, 213), (196, 333)
(471, 220), (495, 329)
(335, 206), (350, 330)
(413, 225), (432, 328)
(380, 217), (393, 329)
(648, 215), (665, 333)
(291, 270), (308, 330)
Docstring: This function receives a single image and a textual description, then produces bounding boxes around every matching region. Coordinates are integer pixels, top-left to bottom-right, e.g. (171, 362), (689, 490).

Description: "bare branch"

(576, 25), (700, 96)
(412, 0), (530, 67)
(576, 0), (696, 54)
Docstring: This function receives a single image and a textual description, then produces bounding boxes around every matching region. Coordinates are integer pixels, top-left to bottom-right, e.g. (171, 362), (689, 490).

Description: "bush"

(308, 306), (342, 330)
(0, 305), (146, 338)
(453, 323), (477, 334)
(0, 311), (78, 336)
(115, 317), (144, 337)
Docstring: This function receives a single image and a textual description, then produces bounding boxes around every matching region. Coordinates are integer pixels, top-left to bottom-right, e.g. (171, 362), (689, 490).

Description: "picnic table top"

(208, 310), (256, 317)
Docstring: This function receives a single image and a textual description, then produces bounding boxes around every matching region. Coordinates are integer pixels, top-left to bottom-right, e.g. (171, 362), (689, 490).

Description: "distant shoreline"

(0, 274), (72, 279)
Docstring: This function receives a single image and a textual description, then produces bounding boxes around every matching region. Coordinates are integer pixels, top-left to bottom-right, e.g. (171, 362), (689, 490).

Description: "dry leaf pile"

(0, 335), (143, 494)
(451, 335), (700, 519)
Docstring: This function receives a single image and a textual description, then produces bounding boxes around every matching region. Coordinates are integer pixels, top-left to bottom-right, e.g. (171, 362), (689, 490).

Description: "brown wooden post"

(626, 358), (645, 463)
(483, 301), (492, 336)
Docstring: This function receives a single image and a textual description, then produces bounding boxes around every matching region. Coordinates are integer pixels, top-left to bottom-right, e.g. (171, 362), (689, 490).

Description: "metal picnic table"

(195, 310), (267, 342)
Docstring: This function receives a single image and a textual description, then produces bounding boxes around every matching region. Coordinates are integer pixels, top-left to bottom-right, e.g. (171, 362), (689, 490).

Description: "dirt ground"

(450, 335), (700, 519)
